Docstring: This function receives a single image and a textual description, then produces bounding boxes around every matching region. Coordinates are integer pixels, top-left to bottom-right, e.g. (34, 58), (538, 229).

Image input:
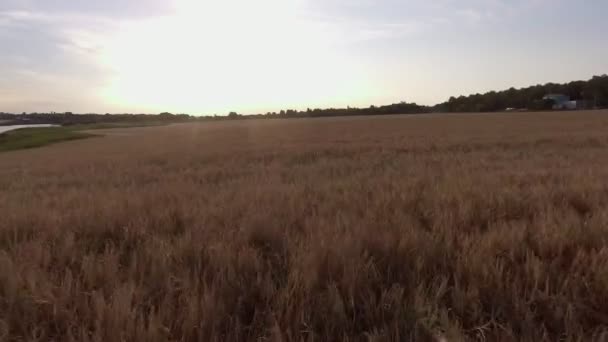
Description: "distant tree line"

(0, 112), (194, 126)
(435, 75), (608, 112)
(2, 75), (607, 125)
(219, 102), (430, 120)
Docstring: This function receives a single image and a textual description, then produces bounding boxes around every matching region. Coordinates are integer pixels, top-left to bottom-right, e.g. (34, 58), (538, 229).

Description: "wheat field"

(1, 111), (608, 341)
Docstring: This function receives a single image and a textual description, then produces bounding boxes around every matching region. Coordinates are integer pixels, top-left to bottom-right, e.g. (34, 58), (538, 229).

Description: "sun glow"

(99, 0), (375, 114)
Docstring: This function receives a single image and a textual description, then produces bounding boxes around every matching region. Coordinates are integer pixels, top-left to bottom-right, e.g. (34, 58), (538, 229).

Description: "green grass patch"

(0, 127), (95, 152)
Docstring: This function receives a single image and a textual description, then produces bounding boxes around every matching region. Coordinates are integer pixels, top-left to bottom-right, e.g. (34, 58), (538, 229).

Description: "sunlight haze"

(1, 0), (607, 114)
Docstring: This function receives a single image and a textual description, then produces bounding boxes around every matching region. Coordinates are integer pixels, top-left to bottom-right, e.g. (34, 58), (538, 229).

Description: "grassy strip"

(0, 127), (95, 152)
(0, 121), (171, 152)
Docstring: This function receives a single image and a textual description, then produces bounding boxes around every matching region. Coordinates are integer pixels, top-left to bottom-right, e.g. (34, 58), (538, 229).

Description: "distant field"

(0, 122), (169, 152)
(70, 121), (169, 130)
(1, 110), (608, 341)
(0, 126), (94, 152)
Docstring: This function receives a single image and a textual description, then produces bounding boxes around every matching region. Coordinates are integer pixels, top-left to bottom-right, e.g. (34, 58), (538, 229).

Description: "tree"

(435, 75), (608, 112)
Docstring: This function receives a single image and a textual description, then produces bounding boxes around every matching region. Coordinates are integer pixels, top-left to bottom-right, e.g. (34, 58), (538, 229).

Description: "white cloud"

(0, 7), (119, 112)
(439, 0), (550, 24)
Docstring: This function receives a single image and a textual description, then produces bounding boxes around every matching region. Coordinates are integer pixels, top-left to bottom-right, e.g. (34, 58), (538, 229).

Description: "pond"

(0, 124), (58, 134)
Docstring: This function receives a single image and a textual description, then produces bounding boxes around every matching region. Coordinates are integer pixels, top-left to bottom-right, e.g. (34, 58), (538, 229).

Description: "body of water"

(0, 124), (58, 134)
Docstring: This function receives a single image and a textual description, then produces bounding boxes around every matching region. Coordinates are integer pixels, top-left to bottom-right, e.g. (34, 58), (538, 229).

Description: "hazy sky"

(1, 0), (607, 114)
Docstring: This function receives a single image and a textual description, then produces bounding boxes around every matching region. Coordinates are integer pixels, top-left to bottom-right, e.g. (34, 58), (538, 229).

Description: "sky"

(1, 0), (607, 115)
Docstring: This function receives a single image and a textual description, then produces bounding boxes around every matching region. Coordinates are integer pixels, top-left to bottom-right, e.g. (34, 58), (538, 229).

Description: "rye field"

(1, 111), (608, 341)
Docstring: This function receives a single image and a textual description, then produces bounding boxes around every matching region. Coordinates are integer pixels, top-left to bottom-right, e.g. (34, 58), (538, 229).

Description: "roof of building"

(543, 94), (570, 102)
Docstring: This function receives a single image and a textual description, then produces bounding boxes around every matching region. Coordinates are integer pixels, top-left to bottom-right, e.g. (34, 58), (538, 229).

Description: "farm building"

(543, 94), (585, 110)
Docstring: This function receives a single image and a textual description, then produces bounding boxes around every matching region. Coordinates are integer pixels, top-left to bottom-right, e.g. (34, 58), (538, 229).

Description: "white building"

(543, 94), (584, 110)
